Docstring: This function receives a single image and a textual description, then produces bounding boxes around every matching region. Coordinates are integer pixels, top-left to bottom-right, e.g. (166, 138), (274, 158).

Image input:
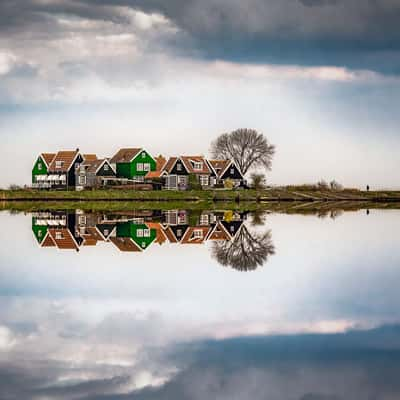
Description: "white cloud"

(0, 326), (16, 350)
(0, 52), (17, 75)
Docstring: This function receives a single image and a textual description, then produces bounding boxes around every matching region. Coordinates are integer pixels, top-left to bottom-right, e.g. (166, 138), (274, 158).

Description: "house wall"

(116, 150), (156, 179)
(116, 222), (156, 250)
(220, 163), (243, 180)
(32, 156), (48, 183)
(66, 154), (83, 189)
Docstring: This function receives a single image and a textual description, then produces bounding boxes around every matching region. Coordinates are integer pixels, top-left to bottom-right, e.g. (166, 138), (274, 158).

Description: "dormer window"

(55, 161), (64, 168)
(193, 161), (202, 170)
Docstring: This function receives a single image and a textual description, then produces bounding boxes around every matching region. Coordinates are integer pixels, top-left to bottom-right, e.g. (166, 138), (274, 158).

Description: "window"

(141, 242), (146, 248)
(38, 163), (42, 171)
(193, 229), (203, 239)
(141, 152), (146, 159)
(38, 230), (42, 237)
(104, 229), (109, 236)
(200, 214), (209, 225)
(55, 160), (64, 168)
(144, 228), (150, 237)
(78, 215), (86, 225)
(143, 163), (151, 171)
(137, 163), (144, 171)
(177, 163), (182, 171)
(55, 231), (63, 240)
(104, 164), (109, 171)
(75, 163), (80, 169)
(230, 226), (235, 233)
(137, 229), (143, 237)
(200, 175), (208, 186)
(230, 168), (234, 174)
(193, 161), (202, 170)
(79, 176), (86, 185)
(177, 229), (182, 237)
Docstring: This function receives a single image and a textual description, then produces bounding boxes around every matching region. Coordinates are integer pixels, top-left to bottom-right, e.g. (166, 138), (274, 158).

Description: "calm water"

(0, 208), (400, 399)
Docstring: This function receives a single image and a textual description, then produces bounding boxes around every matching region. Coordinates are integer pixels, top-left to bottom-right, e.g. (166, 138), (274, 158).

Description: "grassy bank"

(2, 199), (400, 214)
(2, 187), (400, 202)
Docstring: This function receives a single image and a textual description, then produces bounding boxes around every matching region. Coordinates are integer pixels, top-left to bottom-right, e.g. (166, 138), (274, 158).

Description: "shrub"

(250, 173), (267, 190)
(330, 180), (343, 191)
(317, 180), (329, 190)
(188, 174), (202, 190)
(224, 178), (234, 190)
(8, 184), (21, 191)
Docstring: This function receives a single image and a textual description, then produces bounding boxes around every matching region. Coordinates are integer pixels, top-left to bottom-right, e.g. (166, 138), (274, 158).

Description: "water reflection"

(32, 209), (274, 271)
(1, 209), (400, 399)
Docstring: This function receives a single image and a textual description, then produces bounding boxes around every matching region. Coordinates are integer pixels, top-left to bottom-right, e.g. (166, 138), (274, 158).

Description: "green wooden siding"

(116, 222), (156, 250)
(116, 150), (156, 179)
(32, 219), (48, 244)
(32, 156), (48, 183)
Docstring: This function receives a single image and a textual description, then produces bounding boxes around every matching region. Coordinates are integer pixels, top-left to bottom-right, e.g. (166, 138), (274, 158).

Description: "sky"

(0, 0), (400, 188)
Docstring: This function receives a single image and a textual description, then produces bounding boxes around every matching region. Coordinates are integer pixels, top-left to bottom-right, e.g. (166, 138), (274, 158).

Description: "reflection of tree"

(211, 225), (275, 271)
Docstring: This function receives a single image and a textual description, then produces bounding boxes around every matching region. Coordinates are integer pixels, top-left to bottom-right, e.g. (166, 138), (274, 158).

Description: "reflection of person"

(366, 185), (370, 191)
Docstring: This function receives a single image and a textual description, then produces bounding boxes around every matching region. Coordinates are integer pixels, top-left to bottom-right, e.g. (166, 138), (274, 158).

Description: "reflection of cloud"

(0, 326), (15, 350)
(1, 324), (400, 399)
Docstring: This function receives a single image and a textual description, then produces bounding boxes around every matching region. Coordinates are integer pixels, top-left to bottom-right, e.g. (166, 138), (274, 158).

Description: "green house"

(32, 153), (55, 185)
(32, 217), (48, 244)
(116, 221), (157, 250)
(109, 148), (156, 181)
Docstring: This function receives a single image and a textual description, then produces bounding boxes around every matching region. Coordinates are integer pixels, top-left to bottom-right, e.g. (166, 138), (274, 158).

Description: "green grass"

(2, 187), (400, 202)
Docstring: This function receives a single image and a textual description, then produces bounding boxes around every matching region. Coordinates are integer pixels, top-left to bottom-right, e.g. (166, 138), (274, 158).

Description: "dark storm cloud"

(3, 325), (400, 399)
(1, 0), (400, 73)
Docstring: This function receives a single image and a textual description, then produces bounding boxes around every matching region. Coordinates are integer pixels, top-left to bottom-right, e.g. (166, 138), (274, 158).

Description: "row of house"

(32, 210), (246, 252)
(32, 148), (245, 190)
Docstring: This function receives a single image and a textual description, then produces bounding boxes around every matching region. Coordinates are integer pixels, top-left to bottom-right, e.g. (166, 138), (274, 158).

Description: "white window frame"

(55, 231), (63, 240)
(137, 229), (144, 237)
(141, 152), (146, 159)
(143, 228), (150, 237)
(193, 229), (203, 239)
(230, 168), (235, 174)
(137, 163), (144, 172)
(200, 214), (209, 225)
(177, 163), (182, 171)
(78, 215), (86, 225)
(200, 175), (209, 186)
(79, 176), (86, 185)
(193, 161), (202, 170)
(143, 163), (151, 172)
(38, 163), (42, 171)
(55, 160), (64, 169)
(103, 163), (109, 171)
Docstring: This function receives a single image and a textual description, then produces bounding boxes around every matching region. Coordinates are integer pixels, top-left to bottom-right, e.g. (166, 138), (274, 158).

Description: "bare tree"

(210, 128), (275, 175)
(211, 224), (275, 271)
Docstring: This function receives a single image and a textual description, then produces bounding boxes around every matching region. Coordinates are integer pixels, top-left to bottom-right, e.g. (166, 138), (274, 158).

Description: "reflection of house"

(32, 210), (246, 253)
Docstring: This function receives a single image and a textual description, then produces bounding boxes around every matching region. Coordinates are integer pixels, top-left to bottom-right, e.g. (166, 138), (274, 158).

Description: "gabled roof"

(83, 154), (97, 161)
(206, 222), (232, 241)
(48, 228), (79, 250)
(41, 233), (56, 247)
(208, 160), (231, 178)
(40, 153), (56, 167)
(81, 158), (115, 174)
(181, 226), (211, 244)
(48, 150), (81, 172)
(181, 156), (211, 174)
(109, 148), (142, 164)
(110, 237), (142, 252)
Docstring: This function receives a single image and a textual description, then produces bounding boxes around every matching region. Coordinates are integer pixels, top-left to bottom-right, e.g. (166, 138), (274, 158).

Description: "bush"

(224, 178), (234, 190)
(317, 180), (329, 190)
(330, 180), (343, 191)
(250, 173), (267, 190)
(188, 174), (202, 190)
(8, 184), (22, 191)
